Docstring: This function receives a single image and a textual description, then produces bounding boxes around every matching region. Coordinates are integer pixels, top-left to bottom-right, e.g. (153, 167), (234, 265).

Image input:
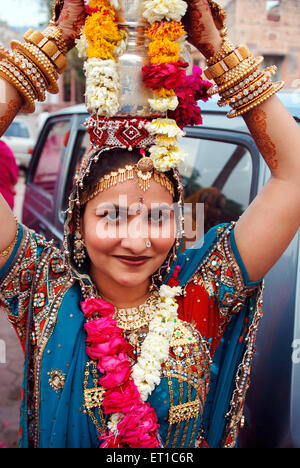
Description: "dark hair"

(80, 147), (178, 204)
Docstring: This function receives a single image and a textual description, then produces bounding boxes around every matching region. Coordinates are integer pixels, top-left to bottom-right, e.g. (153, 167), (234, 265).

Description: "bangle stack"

(0, 25), (67, 113)
(204, 37), (285, 119)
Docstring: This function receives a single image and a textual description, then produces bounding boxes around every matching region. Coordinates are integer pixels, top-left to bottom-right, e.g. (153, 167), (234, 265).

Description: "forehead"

(86, 175), (174, 208)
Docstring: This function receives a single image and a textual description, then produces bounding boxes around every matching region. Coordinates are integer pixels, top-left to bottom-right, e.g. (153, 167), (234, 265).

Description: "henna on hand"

(56, 0), (86, 51)
(246, 109), (278, 171)
(0, 97), (22, 137)
(183, 0), (222, 58)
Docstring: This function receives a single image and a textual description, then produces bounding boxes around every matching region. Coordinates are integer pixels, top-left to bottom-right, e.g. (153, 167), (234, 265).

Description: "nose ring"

(146, 240), (151, 248)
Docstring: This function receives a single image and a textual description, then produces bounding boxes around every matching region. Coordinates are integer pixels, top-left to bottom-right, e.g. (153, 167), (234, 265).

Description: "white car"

(2, 118), (35, 169)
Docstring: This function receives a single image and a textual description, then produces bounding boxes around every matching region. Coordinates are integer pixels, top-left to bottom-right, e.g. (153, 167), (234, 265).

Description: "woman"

(0, 0), (300, 448)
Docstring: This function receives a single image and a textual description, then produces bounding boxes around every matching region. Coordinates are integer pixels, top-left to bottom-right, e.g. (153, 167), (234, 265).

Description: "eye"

(149, 210), (170, 224)
(102, 210), (126, 223)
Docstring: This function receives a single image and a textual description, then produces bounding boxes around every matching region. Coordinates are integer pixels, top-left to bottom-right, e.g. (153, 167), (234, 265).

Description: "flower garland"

(141, 0), (213, 172)
(80, 268), (182, 448)
(76, 0), (127, 117)
(77, 0), (213, 172)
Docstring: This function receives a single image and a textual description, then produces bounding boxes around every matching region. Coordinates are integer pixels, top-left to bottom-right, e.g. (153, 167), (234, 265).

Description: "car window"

(4, 120), (30, 138)
(32, 120), (71, 197)
(179, 137), (253, 246)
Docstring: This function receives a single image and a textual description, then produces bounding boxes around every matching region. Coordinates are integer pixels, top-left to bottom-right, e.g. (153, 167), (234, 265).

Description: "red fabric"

(0, 140), (19, 210)
(177, 281), (226, 358)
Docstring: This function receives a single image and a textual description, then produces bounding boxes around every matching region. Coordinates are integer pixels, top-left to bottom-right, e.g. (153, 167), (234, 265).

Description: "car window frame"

(26, 115), (73, 203)
(184, 125), (261, 206)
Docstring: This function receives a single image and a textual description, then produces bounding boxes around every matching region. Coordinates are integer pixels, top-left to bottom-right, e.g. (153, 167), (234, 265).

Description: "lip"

(113, 255), (151, 267)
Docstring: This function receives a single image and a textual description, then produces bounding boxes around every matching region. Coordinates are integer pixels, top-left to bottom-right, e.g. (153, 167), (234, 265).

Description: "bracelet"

(207, 56), (264, 96)
(0, 218), (19, 258)
(206, 37), (235, 66)
(214, 55), (257, 85)
(0, 48), (47, 102)
(14, 52), (47, 101)
(11, 40), (59, 94)
(24, 29), (67, 74)
(204, 45), (252, 80)
(42, 25), (68, 55)
(0, 63), (35, 113)
(218, 66), (277, 107)
(227, 81), (285, 118)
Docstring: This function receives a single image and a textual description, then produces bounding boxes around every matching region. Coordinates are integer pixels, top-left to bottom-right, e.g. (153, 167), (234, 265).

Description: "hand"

(183, 0), (222, 59)
(56, 0), (86, 51)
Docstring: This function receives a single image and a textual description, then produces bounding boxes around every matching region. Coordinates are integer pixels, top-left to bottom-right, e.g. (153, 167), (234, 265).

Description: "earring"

(74, 231), (86, 268)
(73, 209), (86, 268)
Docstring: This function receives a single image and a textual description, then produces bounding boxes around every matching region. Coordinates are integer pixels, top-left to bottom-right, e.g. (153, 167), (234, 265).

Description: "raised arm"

(185, 0), (300, 282)
(0, 0), (85, 271)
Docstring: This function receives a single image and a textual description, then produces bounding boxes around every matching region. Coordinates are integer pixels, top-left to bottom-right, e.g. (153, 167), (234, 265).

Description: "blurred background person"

(0, 140), (19, 211)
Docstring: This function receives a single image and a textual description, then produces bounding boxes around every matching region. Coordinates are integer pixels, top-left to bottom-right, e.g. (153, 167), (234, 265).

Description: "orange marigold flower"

(154, 88), (176, 98)
(87, 39), (116, 60)
(146, 21), (185, 42)
(148, 39), (180, 65)
(84, 12), (121, 49)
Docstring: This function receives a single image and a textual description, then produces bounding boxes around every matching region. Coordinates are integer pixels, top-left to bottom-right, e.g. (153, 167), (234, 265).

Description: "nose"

(119, 217), (149, 254)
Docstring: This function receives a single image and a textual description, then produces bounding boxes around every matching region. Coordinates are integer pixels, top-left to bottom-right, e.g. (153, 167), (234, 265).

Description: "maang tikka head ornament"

(63, 0), (213, 292)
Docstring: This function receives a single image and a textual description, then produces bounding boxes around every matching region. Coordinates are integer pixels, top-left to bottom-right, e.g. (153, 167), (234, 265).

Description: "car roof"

(50, 92), (300, 132)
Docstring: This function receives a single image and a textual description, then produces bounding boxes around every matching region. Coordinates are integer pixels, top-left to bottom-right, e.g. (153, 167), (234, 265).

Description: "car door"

(22, 115), (72, 245)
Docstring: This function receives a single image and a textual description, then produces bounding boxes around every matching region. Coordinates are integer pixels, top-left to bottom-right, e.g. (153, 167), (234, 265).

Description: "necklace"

(114, 292), (160, 331)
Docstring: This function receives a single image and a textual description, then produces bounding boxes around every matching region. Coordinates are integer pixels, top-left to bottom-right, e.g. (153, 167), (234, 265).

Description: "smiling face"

(82, 174), (176, 300)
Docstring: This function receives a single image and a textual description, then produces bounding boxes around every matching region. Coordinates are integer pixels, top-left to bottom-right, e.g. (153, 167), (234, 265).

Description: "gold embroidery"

(48, 369), (66, 393)
(169, 400), (201, 424)
(84, 387), (105, 409)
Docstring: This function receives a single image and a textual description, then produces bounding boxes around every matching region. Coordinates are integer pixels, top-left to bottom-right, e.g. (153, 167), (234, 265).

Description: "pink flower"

(118, 403), (160, 448)
(169, 94), (203, 129)
(80, 298), (115, 319)
(99, 432), (125, 448)
(97, 351), (130, 374)
(86, 335), (130, 360)
(142, 61), (188, 90)
(84, 316), (121, 340)
(103, 380), (141, 414)
(99, 362), (131, 388)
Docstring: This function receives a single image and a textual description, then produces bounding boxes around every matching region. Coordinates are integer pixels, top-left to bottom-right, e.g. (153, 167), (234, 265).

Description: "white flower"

(84, 58), (119, 81)
(148, 96), (179, 112)
(142, 0), (188, 23)
(107, 413), (123, 432)
(160, 284), (182, 298)
(149, 145), (187, 172)
(86, 86), (120, 117)
(75, 31), (88, 59)
(145, 118), (184, 139)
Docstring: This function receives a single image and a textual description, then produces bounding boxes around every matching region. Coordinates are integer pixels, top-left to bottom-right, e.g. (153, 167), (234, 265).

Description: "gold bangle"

(43, 25), (68, 55)
(205, 45), (252, 80)
(208, 56), (264, 95)
(214, 55), (256, 85)
(227, 81), (285, 118)
(0, 64), (35, 113)
(11, 40), (59, 94)
(206, 37), (235, 66)
(218, 66), (277, 107)
(0, 218), (19, 258)
(0, 48), (47, 102)
(24, 29), (67, 74)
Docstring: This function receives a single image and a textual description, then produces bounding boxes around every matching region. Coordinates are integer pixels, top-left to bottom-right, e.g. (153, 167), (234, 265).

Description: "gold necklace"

(114, 291), (160, 331)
